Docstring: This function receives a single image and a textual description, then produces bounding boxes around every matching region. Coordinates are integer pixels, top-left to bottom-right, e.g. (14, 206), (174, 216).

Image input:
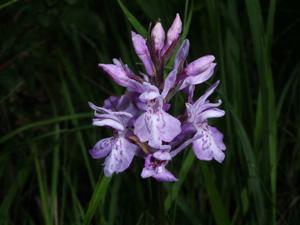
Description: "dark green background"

(1, 0), (299, 224)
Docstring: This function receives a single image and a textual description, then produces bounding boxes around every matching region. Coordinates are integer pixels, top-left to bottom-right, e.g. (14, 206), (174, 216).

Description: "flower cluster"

(89, 14), (226, 182)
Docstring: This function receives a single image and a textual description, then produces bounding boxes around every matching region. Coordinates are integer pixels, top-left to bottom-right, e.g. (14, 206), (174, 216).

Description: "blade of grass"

(108, 178), (121, 225)
(50, 123), (60, 225)
(0, 113), (90, 144)
(200, 164), (230, 225)
(117, 0), (147, 37)
(63, 169), (85, 220)
(32, 143), (52, 225)
(245, 1), (277, 224)
(164, 150), (195, 211)
(266, 0), (277, 52)
(59, 65), (95, 188)
(82, 176), (111, 225)
(0, 0), (18, 10)
(230, 108), (266, 224)
(0, 164), (30, 217)
(166, 0), (193, 68)
(176, 195), (203, 225)
(181, 0), (193, 41)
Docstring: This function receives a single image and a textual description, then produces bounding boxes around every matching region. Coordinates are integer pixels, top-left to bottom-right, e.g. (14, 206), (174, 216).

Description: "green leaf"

(117, 0), (148, 37)
(164, 150), (195, 211)
(83, 176), (111, 225)
(0, 0), (18, 10)
(200, 164), (230, 225)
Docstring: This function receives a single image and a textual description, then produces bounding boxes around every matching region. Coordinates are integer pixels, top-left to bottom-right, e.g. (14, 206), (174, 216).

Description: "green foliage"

(1, 0), (299, 224)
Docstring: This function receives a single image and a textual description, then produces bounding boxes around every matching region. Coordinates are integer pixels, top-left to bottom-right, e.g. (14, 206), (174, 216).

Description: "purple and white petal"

(160, 111), (181, 142)
(185, 55), (215, 76)
(131, 31), (154, 76)
(151, 22), (165, 54)
(194, 80), (220, 107)
(210, 126), (226, 151)
(192, 126), (225, 163)
(92, 118), (124, 131)
(147, 113), (164, 148)
(104, 137), (138, 176)
(99, 63), (136, 89)
(139, 83), (160, 101)
(161, 68), (178, 99)
(133, 113), (150, 143)
(141, 167), (155, 178)
(141, 155), (177, 182)
(89, 137), (113, 159)
(179, 63), (216, 90)
(153, 151), (172, 161)
(197, 108), (225, 121)
(174, 39), (190, 70)
(152, 167), (178, 182)
(163, 13), (182, 53)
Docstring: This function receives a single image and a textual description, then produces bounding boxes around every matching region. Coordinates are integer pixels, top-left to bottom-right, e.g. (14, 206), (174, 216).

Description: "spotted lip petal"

(141, 154), (177, 182)
(192, 125), (226, 163)
(89, 137), (114, 159)
(134, 92), (181, 148)
(104, 137), (138, 176)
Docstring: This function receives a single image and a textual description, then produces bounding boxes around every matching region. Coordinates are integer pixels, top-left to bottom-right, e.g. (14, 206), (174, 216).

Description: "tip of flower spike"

(167, 13), (182, 38)
(174, 13), (182, 27)
(151, 22), (165, 52)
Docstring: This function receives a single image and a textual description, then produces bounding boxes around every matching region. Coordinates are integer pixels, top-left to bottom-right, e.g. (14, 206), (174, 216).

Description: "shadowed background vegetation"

(1, 0), (299, 224)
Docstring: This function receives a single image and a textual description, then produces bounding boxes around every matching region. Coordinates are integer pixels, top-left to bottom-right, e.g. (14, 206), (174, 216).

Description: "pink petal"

(104, 137), (137, 176)
(151, 22), (165, 53)
(89, 137), (113, 159)
(131, 31), (154, 75)
(185, 55), (215, 76)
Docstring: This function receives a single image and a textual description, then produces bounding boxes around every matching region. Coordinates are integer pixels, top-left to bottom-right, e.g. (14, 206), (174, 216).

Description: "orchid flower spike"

(89, 14), (226, 182)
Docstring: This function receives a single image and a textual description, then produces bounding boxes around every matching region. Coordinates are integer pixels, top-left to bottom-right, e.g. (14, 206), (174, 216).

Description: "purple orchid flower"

(89, 102), (138, 176)
(133, 82), (181, 148)
(185, 81), (226, 162)
(141, 151), (177, 182)
(89, 14), (226, 182)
